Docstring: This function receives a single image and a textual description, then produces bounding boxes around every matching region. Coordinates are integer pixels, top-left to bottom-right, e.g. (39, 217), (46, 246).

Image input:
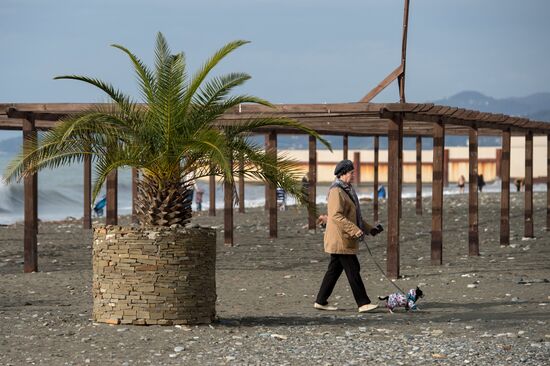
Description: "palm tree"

(4, 32), (330, 226)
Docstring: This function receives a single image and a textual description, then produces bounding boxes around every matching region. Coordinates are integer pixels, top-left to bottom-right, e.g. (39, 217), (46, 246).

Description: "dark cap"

(334, 159), (354, 177)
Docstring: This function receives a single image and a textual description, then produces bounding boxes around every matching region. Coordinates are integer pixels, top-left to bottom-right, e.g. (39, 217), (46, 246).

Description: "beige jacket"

(323, 187), (373, 255)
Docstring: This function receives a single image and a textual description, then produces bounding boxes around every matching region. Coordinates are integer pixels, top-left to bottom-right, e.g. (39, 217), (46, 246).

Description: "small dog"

(378, 286), (423, 313)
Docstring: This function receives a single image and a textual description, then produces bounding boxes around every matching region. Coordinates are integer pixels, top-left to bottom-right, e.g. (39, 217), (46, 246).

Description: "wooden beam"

(387, 115), (401, 279)
(83, 154), (92, 229)
(238, 158), (245, 213)
(23, 114), (38, 273)
(399, 117), (403, 218)
(264, 134), (269, 212)
(268, 131), (278, 238)
(209, 168), (216, 216)
(431, 120), (444, 265)
(308, 135), (317, 230)
(443, 149), (450, 187)
(468, 128), (479, 256)
(416, 136), (422, 215)
(524, 132), (534, 238)
(106, 170), (118, 225)
(500, 129), (511, 245)
(359, 64), (404, 103)
(224, 166), (234, 246)
(495, 148), (502, 178)
(373, 136), (379, 223)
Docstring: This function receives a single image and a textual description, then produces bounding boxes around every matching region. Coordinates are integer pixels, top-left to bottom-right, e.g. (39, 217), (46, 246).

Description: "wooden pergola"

(1, 102), (549, 278)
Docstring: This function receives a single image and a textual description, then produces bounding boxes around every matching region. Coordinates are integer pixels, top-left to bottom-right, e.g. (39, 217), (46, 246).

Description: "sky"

(1, 0), (549, 105)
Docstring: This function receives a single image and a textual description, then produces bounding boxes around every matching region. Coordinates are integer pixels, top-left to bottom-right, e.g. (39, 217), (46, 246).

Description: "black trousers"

(316, 254), (371, 307)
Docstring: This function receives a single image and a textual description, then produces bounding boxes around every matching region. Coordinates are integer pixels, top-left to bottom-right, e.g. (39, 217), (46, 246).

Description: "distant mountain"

(434, 91), (550, 120)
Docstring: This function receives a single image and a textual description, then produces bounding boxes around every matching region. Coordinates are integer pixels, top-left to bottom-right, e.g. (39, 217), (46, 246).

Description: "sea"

(0, 153), (547, 225)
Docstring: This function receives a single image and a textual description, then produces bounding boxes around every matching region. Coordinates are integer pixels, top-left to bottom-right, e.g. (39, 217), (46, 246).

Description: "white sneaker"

(314, 302), (338, 311)
(358, 303), (378, 313)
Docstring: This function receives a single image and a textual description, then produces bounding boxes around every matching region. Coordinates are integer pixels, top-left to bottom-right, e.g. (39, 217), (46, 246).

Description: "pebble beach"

(0, 192), (549, 365)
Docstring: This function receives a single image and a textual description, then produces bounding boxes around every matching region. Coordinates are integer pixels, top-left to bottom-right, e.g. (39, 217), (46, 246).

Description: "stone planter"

(92, 225), (216, 325)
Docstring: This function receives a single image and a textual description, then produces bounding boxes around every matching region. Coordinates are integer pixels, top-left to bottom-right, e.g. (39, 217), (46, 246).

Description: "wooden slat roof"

(1, 102), (549, 136)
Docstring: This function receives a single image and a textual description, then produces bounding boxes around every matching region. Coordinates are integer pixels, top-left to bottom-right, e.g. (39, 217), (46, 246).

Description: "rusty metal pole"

(431, 119), (444, 265)
(524, 132), (534, 238)
(416, 136), (422, 215)
(387, 115), (401, 279)
(23, 113), (38, 273)
(83, 154), (92, 229)
(468, 128), (479, 256)
(373, 135), (379, 223)
(500, 129), (511, 245)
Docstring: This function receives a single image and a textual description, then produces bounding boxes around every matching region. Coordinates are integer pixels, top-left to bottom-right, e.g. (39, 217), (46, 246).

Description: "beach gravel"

(1, 192), (549, 365)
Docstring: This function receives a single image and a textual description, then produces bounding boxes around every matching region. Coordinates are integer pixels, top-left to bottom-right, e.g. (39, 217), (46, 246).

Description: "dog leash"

(360, 237), (406, 294)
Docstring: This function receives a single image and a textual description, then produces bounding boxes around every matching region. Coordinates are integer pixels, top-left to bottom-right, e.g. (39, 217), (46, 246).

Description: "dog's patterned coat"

(384, 289), (419, 311)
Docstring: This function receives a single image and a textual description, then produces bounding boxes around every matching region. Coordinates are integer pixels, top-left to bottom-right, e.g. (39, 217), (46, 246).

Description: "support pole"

(373, 136), (379, 223)
(431, 119), (444, 265)
(443, 149), (450, 187)
(83, 154), (92, 229)
(23, 113), (38, 273)
(268, 131), (278, 238)
(224, 163), (234, 246)
(132, 168), (138, 224)
(238, 158), (245, 213)
(264, 134), (269, 211)
(209, 168), (216, 216)
(106, 170), (118, 225)
(398, 119), (403, 218)
(496, 148), (502, 178)
(308, 135), (317, 230)
(387, 115), (401, 279)
(353, 151), (361, 185)
(343, 134), (349, 160)
(547, 135), (550, 231)
(524, 132), (534, 238)
(468, 128), (479, 256)
(416, 136), (422, 215)
(500, 129), (511, 245)
(398, 0), (410, 103)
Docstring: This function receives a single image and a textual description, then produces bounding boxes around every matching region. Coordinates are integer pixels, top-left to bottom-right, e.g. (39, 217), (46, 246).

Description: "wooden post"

(209, 168), (216, 216)
(83, 154), (92, 229)
(468, 128), (479, 256)
(547, 135), (550, 231)
(524, 132), (534, 238)
(431, 120), (444, 265)
(131, 168), (138, 224)
(398, 120), (403, 218)
(308, 135), (317, 230)
(264, 134), (269, 211)
(343, 134), (349, 160)
(106, 170), (118, 225)
(373, 136), (379, 223)
(23, 113), (38, 273)
(416, 136), (422, 215)
(238, 158), (245, 213)
(387, 116), (401, 279)
(353, 152), (361, 185)
(500, 129), (511, 245)
(224, 166), (234, 246)
(398, 0), (410, 103)
(495, 148), (502, 178)
(443, 149), (450, 187)
(268, 131), (278, 238)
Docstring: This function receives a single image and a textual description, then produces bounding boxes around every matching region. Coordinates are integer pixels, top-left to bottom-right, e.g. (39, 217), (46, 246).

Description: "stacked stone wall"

(92, 225), (216, 325)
